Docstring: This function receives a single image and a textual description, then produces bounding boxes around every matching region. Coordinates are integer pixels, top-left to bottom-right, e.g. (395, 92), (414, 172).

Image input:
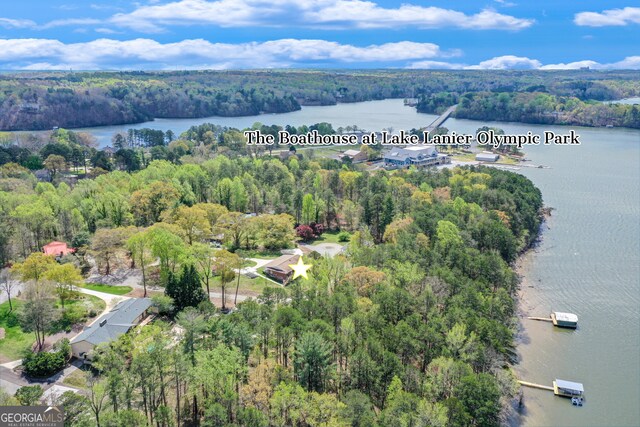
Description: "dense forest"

(1, 69), (639, 130)
(417, 91), (640, 128)
(0, 123), (544, 425)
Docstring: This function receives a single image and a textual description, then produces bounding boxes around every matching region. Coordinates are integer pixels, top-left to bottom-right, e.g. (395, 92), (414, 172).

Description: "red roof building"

(43, 241), (74, 257)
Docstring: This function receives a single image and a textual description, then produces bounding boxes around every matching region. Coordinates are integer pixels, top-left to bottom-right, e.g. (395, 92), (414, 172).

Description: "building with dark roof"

(263, 254), (300, 285)
(70, 298), (152, 361)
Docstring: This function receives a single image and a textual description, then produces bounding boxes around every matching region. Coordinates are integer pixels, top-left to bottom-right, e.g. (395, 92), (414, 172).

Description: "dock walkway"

(527, 316), (553, 322)
(518, 380), (555, 392)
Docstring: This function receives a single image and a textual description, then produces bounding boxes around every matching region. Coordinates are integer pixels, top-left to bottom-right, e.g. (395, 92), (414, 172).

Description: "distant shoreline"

(3, 97), (639, 134)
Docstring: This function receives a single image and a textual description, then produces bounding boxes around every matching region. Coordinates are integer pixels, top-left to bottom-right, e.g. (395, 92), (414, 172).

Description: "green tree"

(57, 391), (91, 426)
(43, 263), (83, 308)
(11, 200), (57, 253)
(191, 242), (216, 295)
(166, 264), (207, 312)
(302, 194), (315, 225)
(212, 250), (240, 311)
(270, 382), (307, 427)
(148, 224), (187, 278)
(455, 373), (501, 427)
(294, 332), (333, 393)
(15, 385), (43, 406)
(11, 252), (57, 284)
(20, 281), (59, 351)
(127, 229), (153, 297)
(190, 346), (245, 425)
(341, 390), (375, 427)
(43, 154), (67, 181)
(215, 212), (247, 250)
(174, 205), (212, 245)
(176, 307), (206, 366)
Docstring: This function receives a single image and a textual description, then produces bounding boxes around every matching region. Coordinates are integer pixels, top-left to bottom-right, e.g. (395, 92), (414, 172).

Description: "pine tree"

(165, 271), (179, 309)
(165, 265), (207, 313)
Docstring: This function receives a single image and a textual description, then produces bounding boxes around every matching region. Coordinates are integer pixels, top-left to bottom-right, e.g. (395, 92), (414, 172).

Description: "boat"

(551, 311), (578, 328)
(571, 396), (584, 406)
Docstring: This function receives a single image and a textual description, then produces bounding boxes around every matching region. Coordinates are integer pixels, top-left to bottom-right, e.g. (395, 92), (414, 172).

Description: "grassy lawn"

(0, 300), (35, 362)
(237, 268), (284, 293)
(452, 153), (477, 162)
(57, 294), (106, 312)
(63, 368), (88, 389)
(240, 249), (283, 259)
(308, 231), (349, 245)
(495, 156), (520, 165)
(242, 259), (258, 268)
(81, 283), (133, 295)
(217, 274), (282, 296)
(52, 294), (106, 333)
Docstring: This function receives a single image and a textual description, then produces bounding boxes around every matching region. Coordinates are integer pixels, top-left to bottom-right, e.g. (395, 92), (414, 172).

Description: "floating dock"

(519, 379), (585, 398)
(527, 312), (578, 329)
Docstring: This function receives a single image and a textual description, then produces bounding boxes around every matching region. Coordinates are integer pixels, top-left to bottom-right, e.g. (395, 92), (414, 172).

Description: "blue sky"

(0, 0), (638, 70)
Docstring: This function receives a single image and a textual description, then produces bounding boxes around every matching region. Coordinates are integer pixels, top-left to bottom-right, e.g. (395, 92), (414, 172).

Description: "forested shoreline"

(0, 121), (544, 425)
(1, 69), (639, 131)
(417, 91), (640, 128)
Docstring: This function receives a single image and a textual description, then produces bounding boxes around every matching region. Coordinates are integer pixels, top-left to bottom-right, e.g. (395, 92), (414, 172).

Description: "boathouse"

(553, 379), (584, 397)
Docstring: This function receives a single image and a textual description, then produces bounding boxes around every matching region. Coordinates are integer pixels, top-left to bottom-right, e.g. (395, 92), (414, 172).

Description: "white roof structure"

(555, 379), (584, 392)
(343, 149), (361, 156)
(42, 385), (79, 405)
(554, 312), (578, 323)
(476, 152), (500, 161)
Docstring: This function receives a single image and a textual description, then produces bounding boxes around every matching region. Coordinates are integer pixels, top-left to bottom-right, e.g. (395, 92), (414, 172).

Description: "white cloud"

(0, 18), (36, 29)
(406, 60), (464, 70)
(609, 56), (640, 69)
(466, 55), (541, 70)
(2, 38), (638, 71)
(575, 7), (640, 27)
(539, 60), (600, 70)
(408, 56), (640, 70)
(109, 0), (534, 32)
(95, 28), (121, 34)
(40, 19), (102, 29)
(0, 38), (451, 70)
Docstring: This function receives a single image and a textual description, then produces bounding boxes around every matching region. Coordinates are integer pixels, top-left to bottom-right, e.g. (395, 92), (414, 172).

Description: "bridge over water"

(425, 104), (457, 131)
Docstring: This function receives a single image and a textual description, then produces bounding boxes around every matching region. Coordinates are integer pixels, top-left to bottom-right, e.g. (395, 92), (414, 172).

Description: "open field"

(81, 283), (133, 296)
(0, 300), (34, 362)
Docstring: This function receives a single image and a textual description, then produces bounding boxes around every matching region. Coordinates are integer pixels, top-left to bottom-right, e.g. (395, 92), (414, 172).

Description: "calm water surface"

(79, 100), (640, 426)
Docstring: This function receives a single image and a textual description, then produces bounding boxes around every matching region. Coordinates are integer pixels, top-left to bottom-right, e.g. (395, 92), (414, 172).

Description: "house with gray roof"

(383, 145), (450, 170)
(70, 298), (152, 361)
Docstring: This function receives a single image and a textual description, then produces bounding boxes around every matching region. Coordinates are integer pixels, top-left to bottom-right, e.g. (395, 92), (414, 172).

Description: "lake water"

(78, 100), (439, 148)
(78, 100), (640, 426)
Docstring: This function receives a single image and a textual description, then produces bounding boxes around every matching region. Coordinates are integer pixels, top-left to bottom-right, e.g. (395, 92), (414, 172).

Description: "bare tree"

(87, 376), (108, 427)
(20, 281), (58, 351)
(0, 268), (17, 312)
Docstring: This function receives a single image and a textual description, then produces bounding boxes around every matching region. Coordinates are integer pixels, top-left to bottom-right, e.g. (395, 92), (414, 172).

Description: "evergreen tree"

(166, 265), (207, 312)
